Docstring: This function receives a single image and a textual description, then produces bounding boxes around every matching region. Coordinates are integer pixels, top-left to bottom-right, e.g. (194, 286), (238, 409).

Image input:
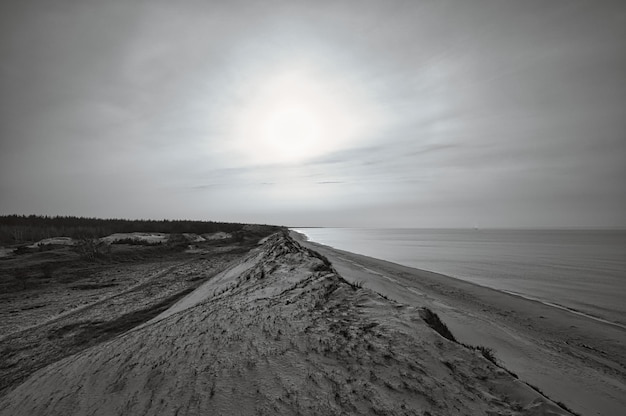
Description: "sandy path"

(293, 232), (626, 416)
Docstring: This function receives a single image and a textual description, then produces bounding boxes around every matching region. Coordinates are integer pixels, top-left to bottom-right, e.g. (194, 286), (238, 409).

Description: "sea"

(293, 228), (626, 328)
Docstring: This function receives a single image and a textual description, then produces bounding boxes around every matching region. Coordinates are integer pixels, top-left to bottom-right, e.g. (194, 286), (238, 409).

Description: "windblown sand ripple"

(0, 233), (572, 415)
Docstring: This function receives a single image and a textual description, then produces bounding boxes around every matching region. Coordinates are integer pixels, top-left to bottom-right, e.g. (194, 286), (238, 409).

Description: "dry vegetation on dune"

(0, 224), (278, 396)
(0, 232), (572, 415)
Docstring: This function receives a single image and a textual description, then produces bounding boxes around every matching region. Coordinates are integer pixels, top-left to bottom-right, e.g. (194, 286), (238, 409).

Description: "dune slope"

(0, 233), (571, 416)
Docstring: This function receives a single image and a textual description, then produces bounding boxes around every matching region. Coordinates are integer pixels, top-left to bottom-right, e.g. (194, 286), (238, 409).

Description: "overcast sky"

(1, 0), (624, 228)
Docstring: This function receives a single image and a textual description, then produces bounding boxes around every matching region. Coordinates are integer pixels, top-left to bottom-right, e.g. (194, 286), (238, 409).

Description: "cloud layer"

(1, 0), (625, 227)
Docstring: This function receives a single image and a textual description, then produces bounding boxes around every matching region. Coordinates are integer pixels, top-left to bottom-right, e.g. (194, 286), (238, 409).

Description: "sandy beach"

(0, 232), (579, 416)
(292, 231), (626, 416)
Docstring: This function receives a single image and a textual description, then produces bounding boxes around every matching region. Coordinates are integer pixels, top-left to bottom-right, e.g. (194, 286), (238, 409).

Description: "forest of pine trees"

(0, 215), (277, 245)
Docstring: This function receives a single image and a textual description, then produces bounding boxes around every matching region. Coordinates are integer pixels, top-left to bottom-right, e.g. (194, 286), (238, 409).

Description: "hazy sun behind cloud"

(225, 62), (388, 165)
(1, 1), (624, 227)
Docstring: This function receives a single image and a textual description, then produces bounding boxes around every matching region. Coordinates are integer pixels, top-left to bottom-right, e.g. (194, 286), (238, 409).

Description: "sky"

(1, 0), (625, 228)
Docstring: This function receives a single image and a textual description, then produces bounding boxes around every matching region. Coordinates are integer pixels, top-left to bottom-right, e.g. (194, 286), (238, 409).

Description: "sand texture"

(0, 233), (572, 416)
(293, 232), (626, 416)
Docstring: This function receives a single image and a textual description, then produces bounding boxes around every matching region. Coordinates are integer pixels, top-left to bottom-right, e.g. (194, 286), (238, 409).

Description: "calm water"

(293, 228), (626, 327)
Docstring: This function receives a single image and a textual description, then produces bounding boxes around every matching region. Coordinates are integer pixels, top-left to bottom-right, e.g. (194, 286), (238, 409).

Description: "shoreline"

(300, 233), (625, 329)
(499, 289), (626, 331)
(292, 231), (626, 416)
(291, 228), (626, 328)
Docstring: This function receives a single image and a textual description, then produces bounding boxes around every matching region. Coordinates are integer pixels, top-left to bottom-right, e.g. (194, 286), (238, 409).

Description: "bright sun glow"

(262, 98), (322, 161)
(229, 66), (383, 165)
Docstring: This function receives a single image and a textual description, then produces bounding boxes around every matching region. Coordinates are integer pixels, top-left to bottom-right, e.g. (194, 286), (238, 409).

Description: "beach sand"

(292, 231), (626, 416)
(0, 232), (578, 416)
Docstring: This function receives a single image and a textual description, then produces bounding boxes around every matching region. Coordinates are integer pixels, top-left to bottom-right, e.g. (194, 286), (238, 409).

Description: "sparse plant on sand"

(475, 345), (496, 363)
(76, 238), (110, 261)
(418, 307), (457, 342)
(419, 308), (500, 365)
(347, 280), (363, 290)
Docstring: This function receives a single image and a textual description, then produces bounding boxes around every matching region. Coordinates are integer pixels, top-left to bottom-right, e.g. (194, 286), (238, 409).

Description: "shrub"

(76, 238), (110, 261)
(476, 345), (496, 363)
(419, 307), (457, 342)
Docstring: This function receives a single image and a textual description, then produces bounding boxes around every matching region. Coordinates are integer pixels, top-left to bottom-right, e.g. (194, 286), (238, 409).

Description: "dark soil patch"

(48, 288), (196, 348)
(70, 283), (119, 290)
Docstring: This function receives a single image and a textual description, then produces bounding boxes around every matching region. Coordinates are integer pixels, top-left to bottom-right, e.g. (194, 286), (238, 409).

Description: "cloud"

(0, 0), (624, 226)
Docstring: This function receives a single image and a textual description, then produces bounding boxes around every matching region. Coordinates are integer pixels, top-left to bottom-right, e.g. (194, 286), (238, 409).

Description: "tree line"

(0, 215), (273, 245)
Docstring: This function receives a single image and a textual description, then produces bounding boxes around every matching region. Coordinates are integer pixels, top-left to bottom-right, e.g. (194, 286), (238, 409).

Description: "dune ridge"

(0, 232), (571, 415)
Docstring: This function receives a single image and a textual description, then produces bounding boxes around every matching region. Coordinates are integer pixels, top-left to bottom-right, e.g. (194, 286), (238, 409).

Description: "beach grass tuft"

(419, 307), (457, 342)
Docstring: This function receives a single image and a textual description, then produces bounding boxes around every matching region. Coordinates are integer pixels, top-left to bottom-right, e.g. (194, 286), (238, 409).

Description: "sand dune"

(0, 233), (572, 415)
(293, 232), (626, 416)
